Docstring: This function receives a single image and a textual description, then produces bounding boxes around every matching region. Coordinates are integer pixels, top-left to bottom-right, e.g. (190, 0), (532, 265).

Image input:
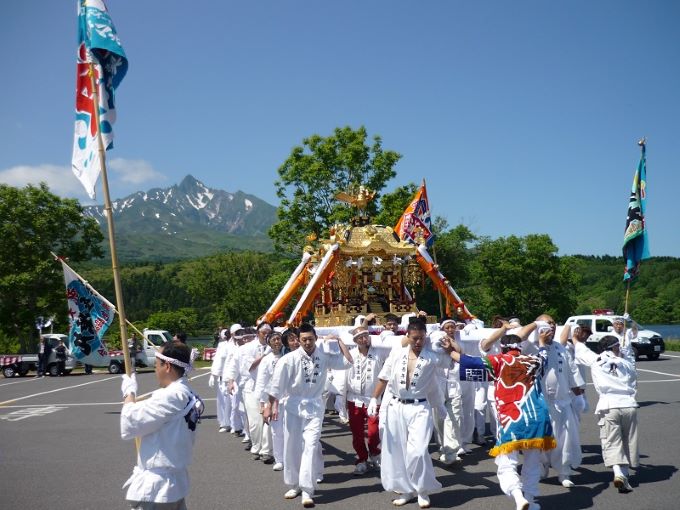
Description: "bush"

(0, 332), (20, 354)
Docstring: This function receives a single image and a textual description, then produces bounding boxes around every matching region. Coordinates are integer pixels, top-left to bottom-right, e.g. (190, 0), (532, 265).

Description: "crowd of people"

(118, 312), (640, 510)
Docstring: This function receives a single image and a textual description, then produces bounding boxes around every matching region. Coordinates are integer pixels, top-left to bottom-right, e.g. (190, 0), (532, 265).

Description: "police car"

(564, 310), (665, 360)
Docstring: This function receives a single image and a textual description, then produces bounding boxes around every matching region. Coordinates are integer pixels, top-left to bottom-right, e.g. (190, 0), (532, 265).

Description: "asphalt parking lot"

(1, 354), (679, 510)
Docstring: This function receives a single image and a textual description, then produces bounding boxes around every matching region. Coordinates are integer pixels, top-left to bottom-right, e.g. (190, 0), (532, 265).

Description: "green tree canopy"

(470, 234), (578, 323)
(0, 183), (104, 351)
(269, 126), (401, 253)
(373, 183), (419, 227)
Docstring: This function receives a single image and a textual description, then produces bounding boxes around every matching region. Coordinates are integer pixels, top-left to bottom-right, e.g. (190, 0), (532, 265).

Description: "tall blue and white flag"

(622, 141), (650, 282)
(72, 0), (128, 199)
(62, 261), (114, 365)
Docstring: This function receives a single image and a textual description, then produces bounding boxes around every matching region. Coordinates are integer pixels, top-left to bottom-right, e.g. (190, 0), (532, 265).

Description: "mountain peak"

(178, 174), (205, 193)
(83, 176), (277, 239)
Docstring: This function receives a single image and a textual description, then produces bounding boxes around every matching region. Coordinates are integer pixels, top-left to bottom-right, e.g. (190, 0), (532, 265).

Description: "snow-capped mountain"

(84, 175), (276, 236)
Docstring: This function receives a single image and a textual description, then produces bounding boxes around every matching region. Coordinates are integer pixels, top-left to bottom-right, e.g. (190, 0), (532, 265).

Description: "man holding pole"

(120, 341), (203, 509)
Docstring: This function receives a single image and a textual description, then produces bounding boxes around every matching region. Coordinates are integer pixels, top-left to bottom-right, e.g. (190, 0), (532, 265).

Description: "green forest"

(2, 127), (677, 352)
(71, 243), (679, 342)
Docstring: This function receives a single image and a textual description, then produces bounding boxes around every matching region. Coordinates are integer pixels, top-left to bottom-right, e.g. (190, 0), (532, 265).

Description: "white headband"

(156, 352), (192, 371)
(440, 319), (455, 328)
(503, 343), (522, 351)
(353, 329), (370, 340)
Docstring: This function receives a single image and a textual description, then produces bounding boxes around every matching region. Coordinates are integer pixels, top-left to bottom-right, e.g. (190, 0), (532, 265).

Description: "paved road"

(1, 354), (679, 510)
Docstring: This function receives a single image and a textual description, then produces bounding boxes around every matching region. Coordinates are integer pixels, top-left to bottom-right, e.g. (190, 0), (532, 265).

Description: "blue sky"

(1, 1), (678, 257)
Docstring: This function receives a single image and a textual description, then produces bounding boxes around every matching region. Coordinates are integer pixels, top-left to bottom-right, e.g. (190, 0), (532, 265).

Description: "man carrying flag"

(72, 0), (128, 199)
(395, 180), (435, 246)
(622, 139), (650, 282)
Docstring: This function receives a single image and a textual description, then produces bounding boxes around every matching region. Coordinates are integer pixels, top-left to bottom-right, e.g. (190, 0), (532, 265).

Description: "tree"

(373, 183), (418, 226)
(0, 183), (104, 352)
(470, 234), (577, 323)
(146, 308), (200, 336)
(269, 126), (401, 253)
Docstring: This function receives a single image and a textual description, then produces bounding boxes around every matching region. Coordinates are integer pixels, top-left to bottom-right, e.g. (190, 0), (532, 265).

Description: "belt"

(394, 397), (426, 404)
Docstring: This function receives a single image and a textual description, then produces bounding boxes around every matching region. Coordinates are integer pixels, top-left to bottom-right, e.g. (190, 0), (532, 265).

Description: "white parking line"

(0, 376), (119, 406)
(0, 369), (210, 406)
(662, 353), (680, 358)
(0, 377), (43, 388)
(638, 378), (680, 383)
(0, 406), (66, 422)
(637, 368), (680, 378)
(0, 397), (218, 409)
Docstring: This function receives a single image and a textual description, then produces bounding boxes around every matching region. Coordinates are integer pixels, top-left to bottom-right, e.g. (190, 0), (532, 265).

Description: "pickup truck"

(564, 314), (665, 360)
(1, 334), (78, 378)
(104, 329), (172, 374)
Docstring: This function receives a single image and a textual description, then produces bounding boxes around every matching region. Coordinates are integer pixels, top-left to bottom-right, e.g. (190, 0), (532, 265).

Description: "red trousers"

(347, 401), (381, 463)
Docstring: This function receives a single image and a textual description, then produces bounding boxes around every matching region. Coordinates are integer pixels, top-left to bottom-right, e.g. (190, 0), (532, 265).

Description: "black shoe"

(244, 442), (252, 451)
(252, 453), (261, 461)
(261, 455), (274, 464)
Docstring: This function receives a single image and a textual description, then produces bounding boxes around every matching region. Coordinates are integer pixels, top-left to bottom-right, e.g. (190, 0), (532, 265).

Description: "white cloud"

(0, 159), (165, 204)
(108, 158), (165, 185)
(0, 164), (90, 200)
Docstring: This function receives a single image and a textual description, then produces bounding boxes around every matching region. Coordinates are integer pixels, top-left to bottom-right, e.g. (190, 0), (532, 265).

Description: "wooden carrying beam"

(259, 252), (312, 324)
(288, 244), (340, 325)
(415, 245), (474, 320)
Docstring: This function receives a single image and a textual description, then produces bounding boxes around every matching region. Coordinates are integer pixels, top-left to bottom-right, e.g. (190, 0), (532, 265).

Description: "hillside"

(84, 175), (276, 261)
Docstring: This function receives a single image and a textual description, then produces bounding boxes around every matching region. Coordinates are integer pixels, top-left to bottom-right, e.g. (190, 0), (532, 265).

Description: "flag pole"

(50, 252), (151, 343)
(88, 63), (132, 377)
(422, 179), (445, 319)
(432, 245), (445, 319)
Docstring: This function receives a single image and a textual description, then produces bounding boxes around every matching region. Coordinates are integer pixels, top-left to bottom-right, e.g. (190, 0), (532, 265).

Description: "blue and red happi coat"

(459, 351), (556, 457)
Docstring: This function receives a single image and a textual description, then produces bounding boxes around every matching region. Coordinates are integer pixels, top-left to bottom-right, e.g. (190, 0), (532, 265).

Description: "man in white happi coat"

(369, 318), (456, 509)
(264, 323), (353, 508)
(457, 321), (485, 454)
(559, 323), (591, 421)
(226, 328), (256, 445)
(573, 334), (639, 493)
(209, 325), (239, 432)
(254, 330), (285, 468)
(429, 318), (464, 465)
(344, 325), (388, 475)
(120, 341), (203, 510)
(521, 314), (583, 488)
(229, 323), (273, 459)
(611, 316), (638, 353)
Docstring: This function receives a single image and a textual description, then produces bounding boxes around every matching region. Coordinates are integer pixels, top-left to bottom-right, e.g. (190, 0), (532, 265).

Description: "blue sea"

(645, 324), (680, 340)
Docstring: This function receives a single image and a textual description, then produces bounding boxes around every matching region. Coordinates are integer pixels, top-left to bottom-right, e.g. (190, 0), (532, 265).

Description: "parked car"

(564, 313), (665, 360)
(1, 334), (77, 377)
(104, 329), (172, 374)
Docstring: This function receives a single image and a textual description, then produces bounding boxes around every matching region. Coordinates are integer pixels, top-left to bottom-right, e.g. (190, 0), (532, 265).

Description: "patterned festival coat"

(458, 348), (557, 457)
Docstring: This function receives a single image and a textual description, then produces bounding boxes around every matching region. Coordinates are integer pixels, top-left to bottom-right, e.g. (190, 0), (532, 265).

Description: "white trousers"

(270, 412), (285, 464)
(459, 381), (477, 444)
(283, 403), (323, 495)
(442, 394), (463, 456)
(244, 389), (270, 455)
(216, 383), (231, 428)
(496, 449), (542, 501)
(380, 399), (442, 496)
(474, 382), (497, 437)
(230, 388), (244, 433)
(543, 399), (582, 475)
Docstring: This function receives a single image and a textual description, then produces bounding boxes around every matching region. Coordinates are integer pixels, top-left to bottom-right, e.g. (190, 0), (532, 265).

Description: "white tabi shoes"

(392, 493), (415, 506)
(613, 475), (633, 493)
(417, 493), (431, 508)
(284, 487), (301, 499)
(301, 491), (315, 508)
(559, 475), (575, 488)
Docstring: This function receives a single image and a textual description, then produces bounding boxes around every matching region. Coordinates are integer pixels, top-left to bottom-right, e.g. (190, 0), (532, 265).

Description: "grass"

(664, 339), (680, 352)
